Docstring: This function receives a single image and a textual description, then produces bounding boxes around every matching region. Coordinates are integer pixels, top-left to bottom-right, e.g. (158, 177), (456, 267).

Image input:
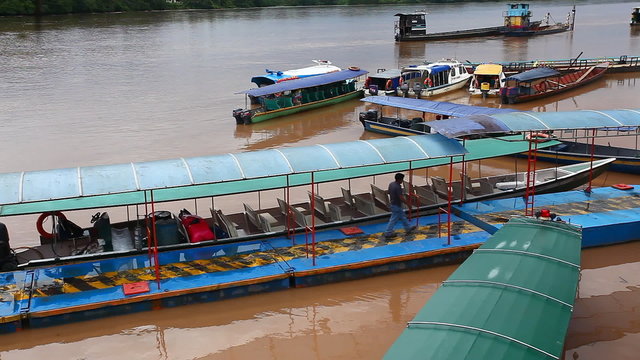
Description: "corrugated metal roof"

(239, 69), (367, 96)
(429, 109), (640, 138)
(0, 135), (557, 216)
(361, 96), (517, 117)
(385, 216), (582, 360)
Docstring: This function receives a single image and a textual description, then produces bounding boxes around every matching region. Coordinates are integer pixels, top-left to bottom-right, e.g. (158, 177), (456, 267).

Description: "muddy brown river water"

(0, 1), (639, 358)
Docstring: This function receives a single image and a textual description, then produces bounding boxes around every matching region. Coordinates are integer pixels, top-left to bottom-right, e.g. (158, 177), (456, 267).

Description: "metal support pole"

(150, 190), (161, 290)
(585, 128), (596, 193)
(311, 172), (316, 266)
(447, 157), (453, 245)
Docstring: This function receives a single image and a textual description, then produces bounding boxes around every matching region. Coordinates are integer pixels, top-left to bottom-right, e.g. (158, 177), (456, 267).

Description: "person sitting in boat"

(293, 90), (303, 105)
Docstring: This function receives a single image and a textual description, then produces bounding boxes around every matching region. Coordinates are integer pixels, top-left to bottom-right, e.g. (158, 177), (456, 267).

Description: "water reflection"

(0, 267), (453, 359)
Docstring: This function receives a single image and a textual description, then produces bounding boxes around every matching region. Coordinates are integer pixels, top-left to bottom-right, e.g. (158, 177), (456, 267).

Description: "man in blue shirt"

(384, 173), (416, 238)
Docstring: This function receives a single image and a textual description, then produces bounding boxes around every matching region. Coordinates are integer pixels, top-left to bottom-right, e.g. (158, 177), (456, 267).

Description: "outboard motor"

(413, 83), (422, 98)
(369, 84), (379, 96)
(399, 83), (410, 97)
(0, 223), (17, 272)
(233, 109), (253, 125)
(233, 108), (245, 124)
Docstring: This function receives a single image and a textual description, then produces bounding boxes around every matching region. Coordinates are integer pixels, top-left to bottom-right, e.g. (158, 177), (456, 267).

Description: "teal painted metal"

(385, 216), (582, 360)
(0, 135), (559, 216)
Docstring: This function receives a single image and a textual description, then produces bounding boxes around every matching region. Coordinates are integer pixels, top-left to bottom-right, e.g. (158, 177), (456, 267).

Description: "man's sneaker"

(384, 232), (395, 239)
(406, 226), (417, 234)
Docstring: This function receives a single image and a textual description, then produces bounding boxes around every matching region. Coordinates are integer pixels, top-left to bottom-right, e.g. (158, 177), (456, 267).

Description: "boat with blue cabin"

(358, 96), (515, 137)
(364, 68), (413, 96)
(501, 3), (575, 37)
(250, 60), (341, 88)
(233, 68), (367, 124)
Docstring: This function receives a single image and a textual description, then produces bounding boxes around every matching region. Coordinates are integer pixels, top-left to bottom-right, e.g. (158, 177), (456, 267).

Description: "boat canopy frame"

(428, 109), (640, 139)
(361, 96), (517, 118)
(0, 134), (470, 217)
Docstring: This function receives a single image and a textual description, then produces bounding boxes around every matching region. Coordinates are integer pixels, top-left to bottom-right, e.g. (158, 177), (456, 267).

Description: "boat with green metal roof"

(385, 216), (582, 359)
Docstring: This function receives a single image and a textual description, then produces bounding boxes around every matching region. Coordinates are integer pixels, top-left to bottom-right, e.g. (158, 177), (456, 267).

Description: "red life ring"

(385, 79), (393, 91)
(36, 211), (67, 239)
(525, 132), (551, 143)
(364, 78), (371, 88)
(423, 78), (433, 87)
(399, 77), (404, 86)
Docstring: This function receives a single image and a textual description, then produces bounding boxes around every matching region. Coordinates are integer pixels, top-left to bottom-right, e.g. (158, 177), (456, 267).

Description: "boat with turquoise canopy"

(0, 130), (588, 271)
(233, 68), (367, 124)
(385, 216), (582, 359)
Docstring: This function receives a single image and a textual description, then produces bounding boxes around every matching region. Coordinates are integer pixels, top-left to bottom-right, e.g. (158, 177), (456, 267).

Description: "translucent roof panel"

(0, 134), (465, 213)
(362, 96), (516, 117)
(22, 168), (79, 202)
(0, 135), (552, 216)
(134, 159), (192, 190)
(320, 141), (384, 167)
(430, 109), (640, 137)
(278, 146), (339, 173)
(184, 154), (243, 184)
(0, 172), (22, 204)
(81, 163), (137, 196)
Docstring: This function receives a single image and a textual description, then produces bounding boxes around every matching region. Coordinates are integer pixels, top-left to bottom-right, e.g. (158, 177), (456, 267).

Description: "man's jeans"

(385, 204), (410, 235)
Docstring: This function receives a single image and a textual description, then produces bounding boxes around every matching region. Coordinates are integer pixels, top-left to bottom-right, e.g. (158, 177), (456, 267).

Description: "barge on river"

(233, 68), (367, 124)
(394, 3), (574, 41)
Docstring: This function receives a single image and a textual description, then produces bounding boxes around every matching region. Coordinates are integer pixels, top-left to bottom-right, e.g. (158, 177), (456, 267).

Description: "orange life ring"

(424, 78), (433, 87)
(348, 66), (360, 71)
(274, 92), (282, 97)
(612, 184), (634, 190)
(525, 132), (550, 143)
(36, 211), (67, 239)
(364, 78), (371, 88)
(385, 79), (393, 91)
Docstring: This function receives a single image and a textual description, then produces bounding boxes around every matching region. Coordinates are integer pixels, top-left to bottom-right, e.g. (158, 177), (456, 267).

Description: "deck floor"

(2, 185), (639, 331)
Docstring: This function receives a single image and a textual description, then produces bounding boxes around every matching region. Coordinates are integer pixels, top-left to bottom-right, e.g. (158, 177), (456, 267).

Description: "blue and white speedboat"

(250, 60), (341, 87)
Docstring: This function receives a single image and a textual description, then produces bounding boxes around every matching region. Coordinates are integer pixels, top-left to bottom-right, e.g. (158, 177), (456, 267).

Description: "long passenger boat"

(233, 68), (367, 124)
(385, 216), (582, 359)
(0, 131), (612, 271)
(516, 140), (640, 174)
(465, 54), (640, 74)
(499, 63), (608, 104)
(358, 96), (516, 136)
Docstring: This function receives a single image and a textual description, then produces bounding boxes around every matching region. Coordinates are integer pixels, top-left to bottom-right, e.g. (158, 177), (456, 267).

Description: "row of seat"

(209, 174), (501, 239)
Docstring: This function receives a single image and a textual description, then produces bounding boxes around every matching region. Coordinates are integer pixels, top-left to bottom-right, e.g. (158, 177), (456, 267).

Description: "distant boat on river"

(394, 3), (575, 41)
